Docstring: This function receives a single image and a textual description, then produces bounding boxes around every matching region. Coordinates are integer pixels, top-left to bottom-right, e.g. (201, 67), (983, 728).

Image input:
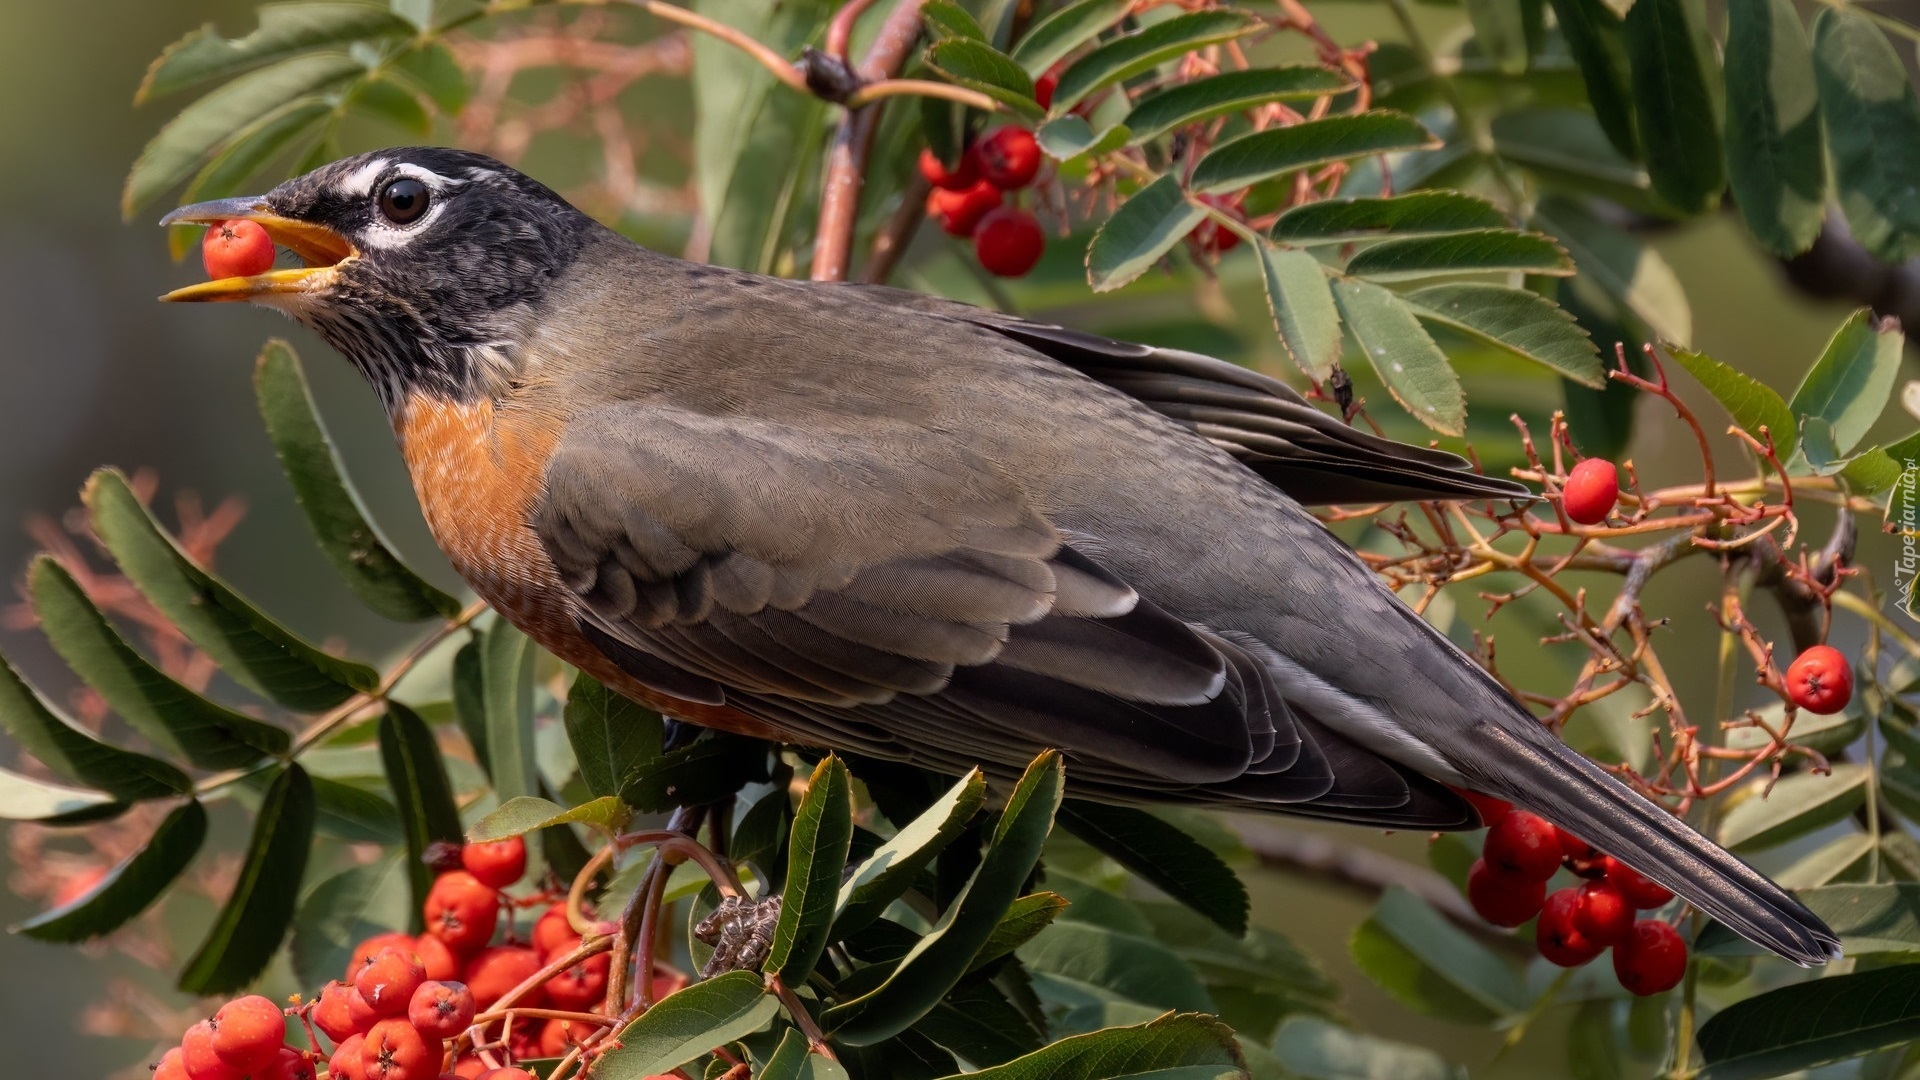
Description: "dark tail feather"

(1466, 723), (1840, 967)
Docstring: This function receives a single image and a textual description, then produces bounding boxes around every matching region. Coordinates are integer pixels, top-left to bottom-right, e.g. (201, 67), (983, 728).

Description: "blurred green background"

(0, 1), (1911, 1077)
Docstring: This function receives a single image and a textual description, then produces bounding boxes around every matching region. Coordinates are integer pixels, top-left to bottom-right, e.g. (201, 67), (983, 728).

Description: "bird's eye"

(377, 178), (430, 225)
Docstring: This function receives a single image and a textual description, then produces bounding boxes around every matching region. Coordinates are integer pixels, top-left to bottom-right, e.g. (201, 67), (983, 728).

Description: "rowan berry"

(531, 904), (574, 956)
(1785, 644), (1853, 715)
(1554, 826), (1596, 862)
(927, 180), (1003, 237)
(1483, 810), (1563, 880)
(1613, 919), (1688, 995)
(261, 1048), (318, 1080)
(202, 219), (275, 279)
(544, 944), (611, 1011)
(211, 995), (286, 1072)
(424, 872), (499, 955)
(1573, 878), (1634, 944)
(974, 127), (1041, 189)
(916, 147), (979, 191)
(538, 1016), (594, 1058)
(1035, 71), (1059, 110)
(413, 932), (460, 982)
(348, 933), (418, 983)
(182, 1019), (241, 1080)
(1536, 887), (1606, 966)
(449, 1056), (490, 1079)
(464, 945), (546, 1010)
(1602, 857), (1675, 909)
(408, 981), (476, 1041)
(347, 987), (383, 1032)
(313, 981), (361, 1043)
(474, 1070), (538, 1080)
(461, 837), (527, 890)
(1458, 789), (1512, 827)
(1466, 858), (1546, 927)
(974, 207), (1045, 277)
(1562, 458), (1619, 525)
(355, 947), (427, 1016)
(1193, 195), (1242, 255)
(329, 1034), (369, 1080)
(363, 1018), (440, 1080)
(154, 1048), (191, 1080)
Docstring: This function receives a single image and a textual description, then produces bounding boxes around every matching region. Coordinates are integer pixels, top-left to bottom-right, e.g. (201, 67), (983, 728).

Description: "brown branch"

(608, 0), (808, 92)
(862, 171), (932, 284)
(841, 78), (1000, 110)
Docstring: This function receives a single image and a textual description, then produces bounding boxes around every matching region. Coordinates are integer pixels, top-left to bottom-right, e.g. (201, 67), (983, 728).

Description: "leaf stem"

(597, 0), (810, 92)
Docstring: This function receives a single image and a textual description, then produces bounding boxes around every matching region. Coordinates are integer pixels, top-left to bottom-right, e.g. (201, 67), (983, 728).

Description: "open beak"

(157, 196), (357, 303)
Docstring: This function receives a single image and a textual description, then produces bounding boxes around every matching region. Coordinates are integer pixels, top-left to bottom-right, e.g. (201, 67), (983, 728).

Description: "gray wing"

(535, 402), (1471, 827)
(844, 284), (1533, 506)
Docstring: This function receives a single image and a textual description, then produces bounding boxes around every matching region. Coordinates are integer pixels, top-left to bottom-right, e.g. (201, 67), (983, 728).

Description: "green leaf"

(760, 1028), (854, 1080)
(1774, 832), (1880, 890)
(1545, 0), (1638, 160)
(1018, 920), (1214, 1012)
(288, 851), (409, 988)
(1271, 191), (1506, 243)
(765, 756), (852, 984)
(1667, 345), (1796, 453)
(923, 1), (986, 40)
(13, 800), (206, 942)
(1697, 964), (1920, 1080)
(468, 794), (631, 841)
(1403, 283), (1602, 385)
(84, 467), (378, 709)
(914, 980), (1044, 1066)
(346, 76), (429, 135)
(1331, 278), (1465, 435)
(1086, 175), (1206, 292)
(179, 763), (316, 993)
(1343, 229), (1574, 280)
(1789, 309), (1905, 457)
(926, 39), (1043, 119)
(310, 775), (402, 843)
(137, 1), (408, 102)
(563, 672), (663, 801)
(1057, 801), (1248, 935)
(593, 971), (779, 1080)
(390, 41), (467, 113)
(1490, 108), (1655, 209)
(1716, 764), (1870, 852)
(256, 341), (460, 620)
(1191, 112), (1439, 195)
(1568, 1001), (1627, 1080)
(1051, 10), (1262, 112)
(1035, 115), (1130, 162)
(1349, 886), (1529, 1023)
(1697, 884), (1920, 957)
(379, 702), (461, 924)
(1258, 243), (1343, 380)
(971, 892), (1071, 972)
(621, 735), (769, 813)
(1534, 197), (1690, 345)
(1123, 67), (1353, 145)
(125, 52), (363, 218)
(1465, 0), (1528, 74)
(834, 770), (986, 941)
(1009, 0), (1130, 76)
(451, 639), (487, 775)
(932, 1012), (1243, 1080)
(480, 618), (540, 863)
(1622, 0), (1725, 213)
(28, 557), (288, 769)
(1723, 0), (1826, 255)
(1271, 1016), (1465, 1080)
(0, 652), (190, 800)
(1812, 9), (1920, 263)
(827, 751), (1064, 1044)
(0, 767), (118, 821)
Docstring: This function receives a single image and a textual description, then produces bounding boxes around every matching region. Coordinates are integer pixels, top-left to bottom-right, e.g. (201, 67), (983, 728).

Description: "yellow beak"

(157, 197), (357, 303)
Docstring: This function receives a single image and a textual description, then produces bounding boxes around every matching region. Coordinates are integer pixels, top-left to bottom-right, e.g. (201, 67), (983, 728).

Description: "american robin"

(159, 147), (1837, 965)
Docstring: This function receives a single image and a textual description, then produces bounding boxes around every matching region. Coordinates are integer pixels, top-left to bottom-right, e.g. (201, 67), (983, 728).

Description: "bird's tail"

(1462, 722), (1840, 967)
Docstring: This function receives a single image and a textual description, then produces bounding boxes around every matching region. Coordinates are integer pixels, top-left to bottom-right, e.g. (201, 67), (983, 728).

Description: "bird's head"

(160, 147), (592, 409)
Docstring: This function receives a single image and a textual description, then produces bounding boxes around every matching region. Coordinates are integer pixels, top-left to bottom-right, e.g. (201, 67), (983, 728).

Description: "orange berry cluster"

(1460, 795), (1687, 996)
(920, 126), (1046, 277)
(149, 836), (688, 1080)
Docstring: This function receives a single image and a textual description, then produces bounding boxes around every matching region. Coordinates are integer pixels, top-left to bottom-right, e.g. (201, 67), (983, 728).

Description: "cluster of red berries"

(150, 836), (686, 1079)
(920, 125), (1046, 278)
(201, 219), (277, 280)
(1459, 795), (1687, 995)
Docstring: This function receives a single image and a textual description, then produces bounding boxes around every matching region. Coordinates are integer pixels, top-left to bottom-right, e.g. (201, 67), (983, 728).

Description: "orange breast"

(392, 393), (792, 742)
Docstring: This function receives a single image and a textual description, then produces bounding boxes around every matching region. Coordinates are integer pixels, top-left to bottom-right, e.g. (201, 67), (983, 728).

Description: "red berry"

(261, 1048), (318, 1080)
(348, 933), (418, 983)
(974, 127), (1042, 189)
(182, 1019), (242, 1080)
(450, 1056), (490, 1079)
(413, 932), (460, 983)
(154, 1048), (192, 1080)
(363, 1018), (440, 1080)
(347, 987), (383, 1033)
(409, 981), (476, 1041)
(461, 837), (527, 890)
(1613, 919), (1688, 995)
(531, 904), (574, 957)
(1193, 195), (1242, 255)
(313, 981), (360, 1043)
(1562, 458), (1619, 525)
(544, 944), (611, 1011)
(1555, 826), (1596, 862)
(1035, 71), (1059, 110)
(1466, 858), (1547, 927)
(329, 1035), (369, 1080)
(1458, 790), (1513, 827)
(424, 872), (499, 955)
(916, 147), (980, 191)
(538, 1017), (594, 1058)
(973, 208), (1045, 277)
(464, 945), (546, 1010)
(926, 179), (1004, 237)
(1602, 857), (1676, 909)
(201, 219), (276, 280)
(1483, 810), (1563, 880)
(474, 1071), (538, 1080)
(1785, 644), (1853, 715)
(211, 995), (286, 1072)
(1536, 887), (1606, 966)
(1573, 878), (1635, 944)
(355, 947), (427, 1016)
